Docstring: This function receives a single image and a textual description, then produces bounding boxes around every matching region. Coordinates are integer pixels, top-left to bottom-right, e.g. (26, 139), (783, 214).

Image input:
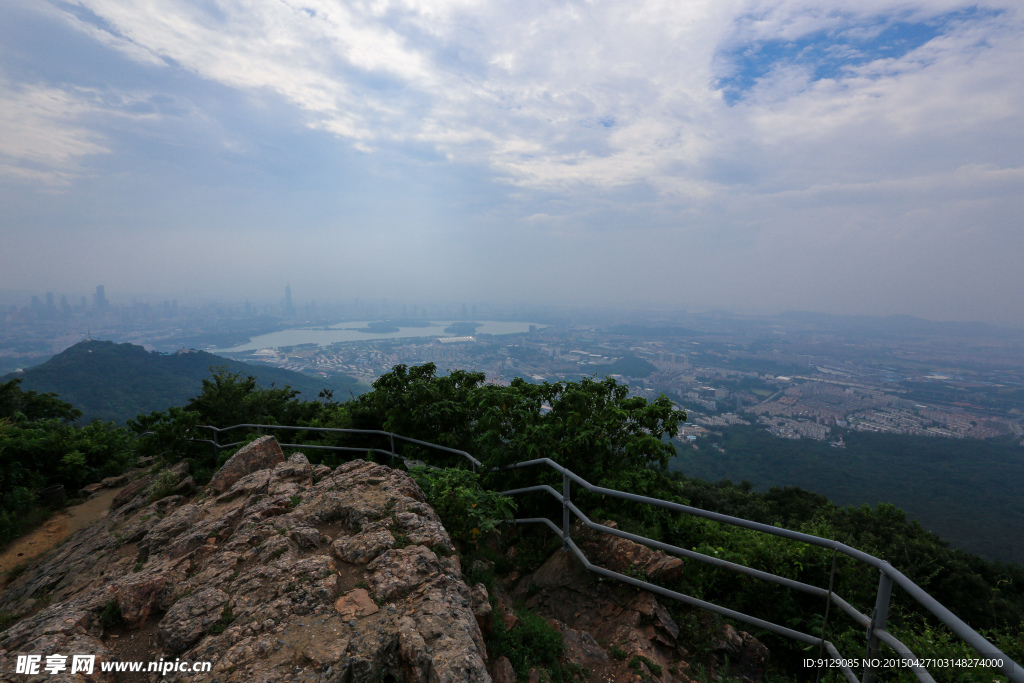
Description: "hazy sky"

(1, 0), (1022, 324)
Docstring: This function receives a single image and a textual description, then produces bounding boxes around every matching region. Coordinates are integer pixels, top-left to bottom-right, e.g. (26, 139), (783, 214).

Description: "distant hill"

(3, 340), (366, 424)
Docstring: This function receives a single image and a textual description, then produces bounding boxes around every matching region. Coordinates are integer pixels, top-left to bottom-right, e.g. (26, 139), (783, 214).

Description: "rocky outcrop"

(581, 520), (685, 583)
(504, 521), (769, 682)
(0, 441), (490, 683)
(207, 435), (284, 494)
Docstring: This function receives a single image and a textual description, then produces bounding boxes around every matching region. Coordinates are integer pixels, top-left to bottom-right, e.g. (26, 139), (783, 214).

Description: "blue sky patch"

(716, 7), (999, 105)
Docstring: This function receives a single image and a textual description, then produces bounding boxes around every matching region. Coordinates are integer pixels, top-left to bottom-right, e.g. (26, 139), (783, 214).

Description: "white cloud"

(0, 77), (109, 184)
(31, 0), (1019, 202)
(2, 0), (1023, 321)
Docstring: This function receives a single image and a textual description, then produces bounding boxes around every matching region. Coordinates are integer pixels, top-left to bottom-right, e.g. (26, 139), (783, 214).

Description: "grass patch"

(489, 604), (584, 682)
(208, 602), (235, 634)
(430, 543), (454, 558)
(629, 654), (662, 677)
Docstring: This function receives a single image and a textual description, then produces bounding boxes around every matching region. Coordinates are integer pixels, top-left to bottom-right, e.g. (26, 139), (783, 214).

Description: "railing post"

(862, 569), (894, 683)
(816, 548), (838, 683)
(562, 472), (571, 552)
(257, 426), (262, 436)
(390, 433), (396, 467)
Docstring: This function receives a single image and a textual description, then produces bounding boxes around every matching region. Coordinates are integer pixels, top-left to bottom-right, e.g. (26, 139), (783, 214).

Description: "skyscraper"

(284, 283), (295, 316)
(94, 285), (108, 310)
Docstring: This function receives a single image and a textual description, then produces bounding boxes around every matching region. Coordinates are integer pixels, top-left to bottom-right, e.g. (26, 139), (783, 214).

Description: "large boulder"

(207, 435), (285, 494)
(0, 442), (490, 683)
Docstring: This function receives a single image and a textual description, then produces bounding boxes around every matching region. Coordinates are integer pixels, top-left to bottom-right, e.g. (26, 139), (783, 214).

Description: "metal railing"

(194, 424), (1021, 683)
(193, 423), (480, 471)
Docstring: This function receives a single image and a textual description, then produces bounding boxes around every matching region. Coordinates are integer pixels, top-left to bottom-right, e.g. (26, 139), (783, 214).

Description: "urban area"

(4, 285), (1023, 448)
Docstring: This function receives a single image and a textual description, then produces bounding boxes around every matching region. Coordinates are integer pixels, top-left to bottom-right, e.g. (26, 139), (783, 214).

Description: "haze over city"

(2, 0), (1022, 325)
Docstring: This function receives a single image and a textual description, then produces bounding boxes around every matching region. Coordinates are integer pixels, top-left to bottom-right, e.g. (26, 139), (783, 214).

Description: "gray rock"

(492, 656), (516, 683)
(101, 473), (130, 488)
(111, 474), (153, 509)
(713, 623), (770, 682)
(368, 546), (452, 603)
(208, 435), (284, 494)
(172, 475), (196, 496)
(331, 524), (395, 565)
(79, 482), (104, 498)
(0, 443), (490, 683)
(139, 504), (202, 555)
(158, 587), (231, 654)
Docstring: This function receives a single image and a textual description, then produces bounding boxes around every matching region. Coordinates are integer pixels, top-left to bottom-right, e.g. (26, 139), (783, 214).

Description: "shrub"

(99, 600), (124, 629)
(408, 466), (516, 547)
(490, 606), (564, 679)
(147, 468), (180, 503)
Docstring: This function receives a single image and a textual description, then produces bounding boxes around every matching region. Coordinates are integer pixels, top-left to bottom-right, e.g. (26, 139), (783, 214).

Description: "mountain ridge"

(2, 340), (366, 424)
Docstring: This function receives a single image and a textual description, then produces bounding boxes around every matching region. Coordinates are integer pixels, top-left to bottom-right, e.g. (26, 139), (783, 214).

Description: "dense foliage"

(345, 363), (684, 485)
(407, 466), (517, 547)
(130, 368), (336, 482)
(0, 379), (133, 544)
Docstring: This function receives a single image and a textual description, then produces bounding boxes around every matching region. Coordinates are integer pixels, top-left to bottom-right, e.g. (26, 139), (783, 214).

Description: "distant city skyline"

(5, 282), (1024, 332)
(2, 0), (1022, 325)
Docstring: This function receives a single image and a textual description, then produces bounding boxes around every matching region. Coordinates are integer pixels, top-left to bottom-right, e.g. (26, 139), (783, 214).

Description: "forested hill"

(2, 340), (365, 424)
(671, 425), (1024, 565)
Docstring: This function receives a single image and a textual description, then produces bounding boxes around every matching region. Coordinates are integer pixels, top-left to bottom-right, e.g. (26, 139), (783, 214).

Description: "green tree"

(0, 378), (81, 422)
(346, 363), (685, 486)
(184, 366), (326, 427)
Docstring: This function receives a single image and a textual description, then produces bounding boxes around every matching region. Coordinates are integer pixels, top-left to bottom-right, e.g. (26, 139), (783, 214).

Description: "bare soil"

(0, 487), (126, 590)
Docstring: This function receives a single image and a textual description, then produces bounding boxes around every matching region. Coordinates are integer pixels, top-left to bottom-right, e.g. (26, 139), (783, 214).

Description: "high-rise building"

(284, 283), (295, 316)
(94, 285), (108, 310)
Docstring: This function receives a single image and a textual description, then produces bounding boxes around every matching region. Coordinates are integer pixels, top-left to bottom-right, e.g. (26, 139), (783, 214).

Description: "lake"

(216, 320), (543, 352)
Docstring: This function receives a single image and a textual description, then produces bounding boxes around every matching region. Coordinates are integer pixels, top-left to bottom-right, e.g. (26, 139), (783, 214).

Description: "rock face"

(207, 434), (285, 494)
(503, 520), (769, 683)
(0, 441), (490, 683)
(584, 520), (685, 582)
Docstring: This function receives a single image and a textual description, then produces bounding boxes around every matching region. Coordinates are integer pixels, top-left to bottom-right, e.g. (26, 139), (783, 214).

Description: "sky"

(1, 0), (1022, 325)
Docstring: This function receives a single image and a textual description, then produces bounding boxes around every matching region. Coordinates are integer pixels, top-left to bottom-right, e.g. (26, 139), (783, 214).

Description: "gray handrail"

(502, 458), (1020, 682)
(186, 424), (1021, 683)
(193, 423), (480, 470)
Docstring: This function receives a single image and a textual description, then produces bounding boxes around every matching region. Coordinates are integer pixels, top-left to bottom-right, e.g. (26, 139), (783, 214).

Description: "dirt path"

(0, 487), (125, 590)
